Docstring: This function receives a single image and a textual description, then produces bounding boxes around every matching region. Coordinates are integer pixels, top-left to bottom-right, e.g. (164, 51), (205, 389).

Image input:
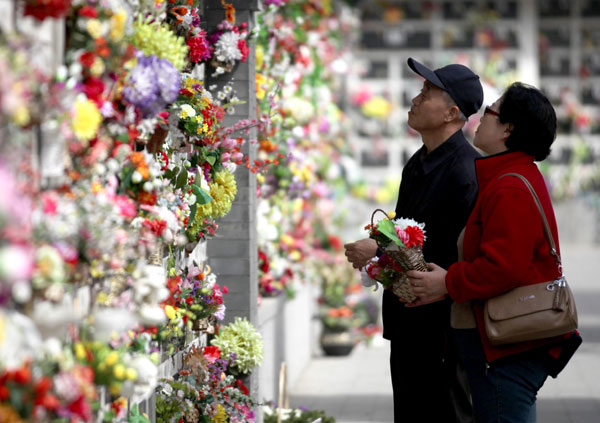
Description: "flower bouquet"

(363, 209), (428, 303)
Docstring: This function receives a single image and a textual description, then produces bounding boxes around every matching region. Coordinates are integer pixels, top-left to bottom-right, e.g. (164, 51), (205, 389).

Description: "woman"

(405, 82), (580, 423)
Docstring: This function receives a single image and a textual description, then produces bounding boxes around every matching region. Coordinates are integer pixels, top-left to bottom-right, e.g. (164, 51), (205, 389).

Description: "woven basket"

(371, 209), (429, 303)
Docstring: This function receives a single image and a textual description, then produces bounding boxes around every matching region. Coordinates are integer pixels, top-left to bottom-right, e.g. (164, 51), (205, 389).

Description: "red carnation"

(78, 6), (98, 18)
(79, 51), (95, 68)
(404, 226), (425, 248)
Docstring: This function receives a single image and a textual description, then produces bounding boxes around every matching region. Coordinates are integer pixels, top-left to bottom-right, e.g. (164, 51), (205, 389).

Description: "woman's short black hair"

(498, 82), (557, 161)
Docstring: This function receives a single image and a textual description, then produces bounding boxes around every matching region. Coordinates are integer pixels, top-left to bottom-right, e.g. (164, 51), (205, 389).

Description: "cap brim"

(407, 58), (446, 90)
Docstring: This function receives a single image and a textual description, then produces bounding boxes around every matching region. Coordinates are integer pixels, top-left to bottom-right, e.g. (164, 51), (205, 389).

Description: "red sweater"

(446, 151), (565, 362)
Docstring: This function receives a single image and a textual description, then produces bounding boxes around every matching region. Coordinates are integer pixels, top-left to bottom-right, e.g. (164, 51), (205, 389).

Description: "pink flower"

(395, 227), (410, 245)
(42, 193), (58, 215)
(113, 195), (137, 218)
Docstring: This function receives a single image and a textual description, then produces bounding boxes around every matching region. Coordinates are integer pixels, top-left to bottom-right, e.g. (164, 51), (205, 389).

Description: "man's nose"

(411, 94), (420, 106)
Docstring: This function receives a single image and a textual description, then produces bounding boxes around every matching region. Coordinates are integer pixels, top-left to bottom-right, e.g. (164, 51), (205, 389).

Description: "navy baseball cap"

(407, 58), (483, 118)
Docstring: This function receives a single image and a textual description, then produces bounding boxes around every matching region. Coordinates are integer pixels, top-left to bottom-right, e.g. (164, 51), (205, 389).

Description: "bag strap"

(498, 173), (562, 274)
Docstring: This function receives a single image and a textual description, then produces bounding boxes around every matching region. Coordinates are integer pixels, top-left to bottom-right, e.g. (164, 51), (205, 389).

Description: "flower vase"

(319, 328), (355, 356)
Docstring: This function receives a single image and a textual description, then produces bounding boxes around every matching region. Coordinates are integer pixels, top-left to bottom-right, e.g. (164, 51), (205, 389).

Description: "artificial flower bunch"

(210, 317), (264, 376)
(363, 211), (427, 302)
(207, 20), (250, 76)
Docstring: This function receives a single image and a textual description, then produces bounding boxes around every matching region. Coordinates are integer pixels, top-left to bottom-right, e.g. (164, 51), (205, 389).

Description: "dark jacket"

(383, 129), (480, 340)
(446, 150), (569, 362)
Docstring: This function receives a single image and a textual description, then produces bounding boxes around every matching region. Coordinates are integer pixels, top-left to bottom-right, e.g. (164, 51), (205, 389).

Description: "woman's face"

(473, 97), (510, 155)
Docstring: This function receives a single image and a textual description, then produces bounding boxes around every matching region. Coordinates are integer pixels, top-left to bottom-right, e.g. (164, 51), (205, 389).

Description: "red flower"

(258, 249), (269, 273)
(79, 51), (95, 68)
(203, 346), (221, 363)
(23, 0), (71, 21)
(82, 77), (105, 106)
(404, 226), (425, 248)
(235, 379), (249, 395)
(187, 33), (211, 63)
(13, 366), (31, 384)
(142, 219), (167, 237)
(78, 6), (98, 18)
(238, 39), (250, 62)
(137, 191), (157, 206)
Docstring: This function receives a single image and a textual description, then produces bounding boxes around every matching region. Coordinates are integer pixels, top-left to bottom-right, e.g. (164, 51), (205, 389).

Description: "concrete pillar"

(203, 0), (261, 406)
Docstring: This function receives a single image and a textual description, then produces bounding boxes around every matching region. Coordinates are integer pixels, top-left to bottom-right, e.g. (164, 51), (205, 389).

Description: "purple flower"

(264, 0), (287, 6)
(122, 53), (181, 118)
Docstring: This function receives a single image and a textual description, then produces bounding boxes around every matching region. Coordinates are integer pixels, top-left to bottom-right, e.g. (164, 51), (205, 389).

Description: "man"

(344, 58), (483, 423)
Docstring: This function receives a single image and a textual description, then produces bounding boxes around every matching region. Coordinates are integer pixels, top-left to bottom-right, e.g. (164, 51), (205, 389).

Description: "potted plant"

(316, 254), (368, 356)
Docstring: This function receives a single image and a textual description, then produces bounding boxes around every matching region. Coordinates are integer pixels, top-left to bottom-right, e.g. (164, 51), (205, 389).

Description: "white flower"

(179, 104), (196, 118)
(215, 31), (243, 62)
(131, 170), (143, 184)
(360, 268), (379, 290)
(393, 217), (426, 231)
(143, 181), (154, 192)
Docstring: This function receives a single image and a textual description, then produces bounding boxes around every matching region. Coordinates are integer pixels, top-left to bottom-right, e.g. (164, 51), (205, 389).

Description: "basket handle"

(370, 208), (392, 228)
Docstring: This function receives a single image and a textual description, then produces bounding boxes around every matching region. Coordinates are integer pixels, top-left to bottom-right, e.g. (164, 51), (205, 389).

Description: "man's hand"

(344, 238), (378, 269)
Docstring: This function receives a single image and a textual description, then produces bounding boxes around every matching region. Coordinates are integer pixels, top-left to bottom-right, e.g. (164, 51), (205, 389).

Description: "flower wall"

(0, 0), (265, 421)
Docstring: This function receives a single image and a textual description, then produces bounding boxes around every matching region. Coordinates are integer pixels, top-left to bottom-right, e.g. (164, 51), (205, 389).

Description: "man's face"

(407, 81), (452, 132)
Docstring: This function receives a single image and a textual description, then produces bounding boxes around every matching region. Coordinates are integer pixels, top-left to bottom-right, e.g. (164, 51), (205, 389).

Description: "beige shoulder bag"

(483, 173), (578, 346)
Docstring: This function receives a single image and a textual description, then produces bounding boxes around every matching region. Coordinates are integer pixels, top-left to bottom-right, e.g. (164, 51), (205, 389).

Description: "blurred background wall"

(342, 0), (600, 244)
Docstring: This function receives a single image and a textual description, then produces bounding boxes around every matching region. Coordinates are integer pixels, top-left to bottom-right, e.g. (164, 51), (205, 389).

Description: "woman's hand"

(405, 263), (448, 306)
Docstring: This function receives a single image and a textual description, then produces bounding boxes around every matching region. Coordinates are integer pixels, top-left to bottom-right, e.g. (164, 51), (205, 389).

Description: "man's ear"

(445, 105), (460, 122)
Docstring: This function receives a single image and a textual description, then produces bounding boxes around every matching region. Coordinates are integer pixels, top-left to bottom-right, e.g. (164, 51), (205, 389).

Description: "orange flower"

(221, 0), (235, 23)
(137, 166), (150, 179)
(129, 152), (145, 166)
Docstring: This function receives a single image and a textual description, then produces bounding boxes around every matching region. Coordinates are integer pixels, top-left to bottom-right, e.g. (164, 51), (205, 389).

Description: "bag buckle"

(546, 277), (566, 291)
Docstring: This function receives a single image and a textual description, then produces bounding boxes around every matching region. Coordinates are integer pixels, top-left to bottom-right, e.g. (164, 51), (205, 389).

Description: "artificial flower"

(131, 17), (189, 70)
(72, 98), (102, 141)
(122, 54), (181, 118)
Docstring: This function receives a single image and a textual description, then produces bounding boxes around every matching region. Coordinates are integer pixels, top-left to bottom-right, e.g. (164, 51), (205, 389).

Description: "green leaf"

(175, 168), (188, 189)
(377, 219), (405, 247)
(188, 204), (197, 224)
(192, 184), (213, 205)
(206, 155), (216, 166)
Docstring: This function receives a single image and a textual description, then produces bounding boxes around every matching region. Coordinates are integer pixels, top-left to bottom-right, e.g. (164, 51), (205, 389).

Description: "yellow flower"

(126, 368), (138, 381)
(290, 250), (302, 261)
(105, 351), (119, 366)
(74, 343), (86, 361)
(164, 305), (176, 320)
(361, 96), (392, 120)
(113, 364), (126, 380)
(91, 181), (103, 194)
(72, 98), (102, 142)
(90, 58), (105, 77)
(109, 10), (127, 41)
(109, 383), (121, 396)
(13, 104), (30, 126)
(256, 45), (264, 70)
(256, 73), (266, 100)
(387, 211), (396, 219)
(87, 19), (104, 39)
(212, 404), (227, 423)
(280, 234), (294, 246)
